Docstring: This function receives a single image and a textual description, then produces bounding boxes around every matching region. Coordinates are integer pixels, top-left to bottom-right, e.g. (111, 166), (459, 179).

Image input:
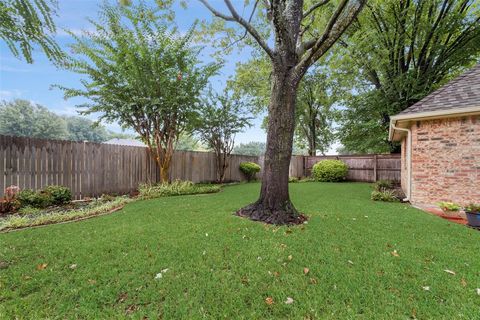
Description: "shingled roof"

(398, 63), (480, 115)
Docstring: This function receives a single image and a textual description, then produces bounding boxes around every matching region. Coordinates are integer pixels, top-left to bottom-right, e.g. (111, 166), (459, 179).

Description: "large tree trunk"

(236, 65), (306, 225)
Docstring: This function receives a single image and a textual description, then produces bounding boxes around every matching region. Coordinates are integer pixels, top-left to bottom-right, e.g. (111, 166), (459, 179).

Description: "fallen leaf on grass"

(125, 304), (138, 315)
(36, 263), (48, 270)
(444, 269), (456, 275)
(69, 264), (77, 269)
(422, 286), (430, 291)
(284, 297), (294, 304)
(280, 243), (287, 249)
(391, 250), (400, 257)
(88, 279), (97, 285)
(155, 273), (163, 279)
(303, 267), (310, 275)
(310, 278), (318, 284)
(265, 297), (274, 305)
(287, 255), (293, 261)
(461, 278), (467, 287)
(117, 292), (128, 303)
(476, 288), (480, 296)
(347, 260), (354, 265)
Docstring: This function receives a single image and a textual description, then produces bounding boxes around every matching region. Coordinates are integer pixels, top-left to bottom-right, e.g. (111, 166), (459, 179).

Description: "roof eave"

(389, 106), (480, 142)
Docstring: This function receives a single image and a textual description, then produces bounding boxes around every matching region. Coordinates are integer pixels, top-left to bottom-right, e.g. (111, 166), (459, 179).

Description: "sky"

(0, 0), (267, 144)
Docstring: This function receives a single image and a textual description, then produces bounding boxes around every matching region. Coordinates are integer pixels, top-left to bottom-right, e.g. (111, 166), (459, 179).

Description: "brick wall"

(409, 115), (480, 205)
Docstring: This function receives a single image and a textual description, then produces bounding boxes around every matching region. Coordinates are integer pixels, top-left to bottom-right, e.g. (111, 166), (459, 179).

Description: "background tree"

(234, 141), (267, 156)
(56, 4), (217, 182)
(295, 69), (336, 156)
(197, 90), (252, 183)
(175, 133), (205, 151)
(63, 116), (109, 142)
(0, 0), (63, 63)
(0, 99), (68, 139)
(335, 0), (480, 153)
(200, 0), (365, 224)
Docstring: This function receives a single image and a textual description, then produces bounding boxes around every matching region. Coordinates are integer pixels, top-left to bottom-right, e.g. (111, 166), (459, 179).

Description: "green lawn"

(1, 183), (480, 319)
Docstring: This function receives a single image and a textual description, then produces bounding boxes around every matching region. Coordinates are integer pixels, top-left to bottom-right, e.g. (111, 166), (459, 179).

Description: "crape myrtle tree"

(200, 0), (365, 224)
(0, 0), (63, 63)
(335, 0), (480, 153)
(197, 89), (252, 183)
(57, 4), (217, 182)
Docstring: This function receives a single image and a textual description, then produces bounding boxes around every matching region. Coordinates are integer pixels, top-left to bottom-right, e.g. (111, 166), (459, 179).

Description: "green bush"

(465, 203), (480, 213)
(437, 201), (461, 212)
(139, 180), (221, 199)
(371, 190), (399, 202)
(17, 189), (53, 208)
(239, 162), (261, 182)
(289, 177), (299, 183)
(311, 160), (348, 182)
(373, 180), (394, 192)
(44, 185), (72, 205)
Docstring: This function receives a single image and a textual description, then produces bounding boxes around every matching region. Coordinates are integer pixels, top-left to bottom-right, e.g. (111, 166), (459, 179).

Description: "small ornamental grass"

(138, 180), (221, 199)
(371, 190), (399, 202)
(311, 160), (348, 182)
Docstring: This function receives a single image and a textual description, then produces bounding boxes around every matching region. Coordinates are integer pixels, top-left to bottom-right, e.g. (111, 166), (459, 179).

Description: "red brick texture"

(402, 115), (480, 205)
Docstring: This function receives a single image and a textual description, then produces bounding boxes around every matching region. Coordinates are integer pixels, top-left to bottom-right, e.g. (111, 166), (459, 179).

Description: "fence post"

(373, 154), (377, 182)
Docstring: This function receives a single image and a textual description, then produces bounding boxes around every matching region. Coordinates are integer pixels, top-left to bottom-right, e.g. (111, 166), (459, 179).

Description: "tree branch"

(198, 0), (274, 59)
(303, 0), (331, 19)
(223, 0), (275, 59)
(295, 0), (365, 76)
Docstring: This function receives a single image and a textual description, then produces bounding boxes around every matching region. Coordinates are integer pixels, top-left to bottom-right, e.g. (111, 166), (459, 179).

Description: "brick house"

(389, 64), (480, 206)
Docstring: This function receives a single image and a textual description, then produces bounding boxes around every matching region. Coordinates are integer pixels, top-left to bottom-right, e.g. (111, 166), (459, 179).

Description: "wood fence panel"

(0, 135), (401, 199)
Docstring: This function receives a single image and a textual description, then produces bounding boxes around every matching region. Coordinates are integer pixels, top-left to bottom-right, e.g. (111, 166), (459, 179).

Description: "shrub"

(311, 160), (348, 182)
(373, 180), (394, 192)
(289, 177), (299, 183)
(139, 180), (221, 199)
(371, 190), (399, 202)
(465, 203), (480, 213)
(437, 202), (461, 212)
(0, 185), (21, 215)
(17, 189), (53, 208)
(44, 185), (72, 205)
(239, 162), (261, 182)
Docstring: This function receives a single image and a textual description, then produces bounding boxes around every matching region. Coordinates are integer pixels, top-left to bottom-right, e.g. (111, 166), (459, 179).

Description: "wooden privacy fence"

(0, 135), (257, 199)
(300, 154), (401, 182)
(0, 134), (401, 199)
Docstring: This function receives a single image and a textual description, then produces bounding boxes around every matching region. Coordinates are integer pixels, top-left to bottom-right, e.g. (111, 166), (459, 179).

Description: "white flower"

(476, 288), (480, 296)
(205, 233), (209, 237)
(284, 297), (294, 304)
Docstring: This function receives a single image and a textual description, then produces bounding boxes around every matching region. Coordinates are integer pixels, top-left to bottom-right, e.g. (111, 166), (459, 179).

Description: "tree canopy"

(335, 0), (480, 153)
(0, 99), (67, 139)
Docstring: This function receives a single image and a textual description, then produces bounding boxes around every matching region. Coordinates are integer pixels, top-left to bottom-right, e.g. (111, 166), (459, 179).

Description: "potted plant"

(465, 203), (480, 227)
(437, 202), (462, 218)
